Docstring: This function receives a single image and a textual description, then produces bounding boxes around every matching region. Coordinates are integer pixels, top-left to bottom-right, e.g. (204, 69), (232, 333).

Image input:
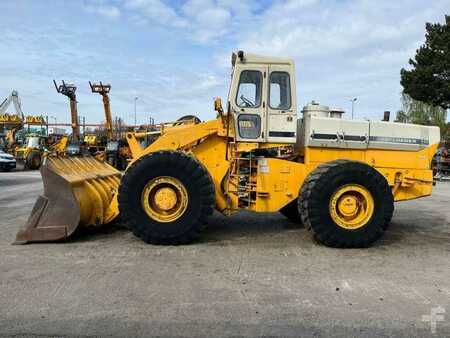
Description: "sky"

(0, 0), (449, 126)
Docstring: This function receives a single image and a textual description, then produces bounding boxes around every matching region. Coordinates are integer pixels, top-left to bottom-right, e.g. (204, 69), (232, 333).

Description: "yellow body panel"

(304, 145), (438, 202)
(127, 119), (223, 160)
(305, 146), (437, 170)
(254, 158), (306, 212)
(191, 135), (230, 212)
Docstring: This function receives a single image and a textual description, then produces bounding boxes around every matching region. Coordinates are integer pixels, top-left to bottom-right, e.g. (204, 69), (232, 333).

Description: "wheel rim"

(329, 184), (374, 230)
(33, 156), (40, 167)
(141, 176), (188, 222)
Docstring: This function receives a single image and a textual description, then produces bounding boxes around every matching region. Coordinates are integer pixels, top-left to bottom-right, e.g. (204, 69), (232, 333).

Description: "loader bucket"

(15, 156), (121, 244)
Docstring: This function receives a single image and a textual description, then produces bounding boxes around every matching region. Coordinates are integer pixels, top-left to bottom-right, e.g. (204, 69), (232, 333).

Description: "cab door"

(230, 65), (267, 142)
(266, 65), (297, 144)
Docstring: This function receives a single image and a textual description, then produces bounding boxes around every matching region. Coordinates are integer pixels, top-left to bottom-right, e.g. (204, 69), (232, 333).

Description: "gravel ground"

(0, 170), (449, 337)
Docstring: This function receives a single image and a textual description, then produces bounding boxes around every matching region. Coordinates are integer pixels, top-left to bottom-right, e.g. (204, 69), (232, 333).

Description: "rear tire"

(279, 199), (302, 224)
(382, 199), (394, 231)
(300, 160), (394, 248)
(118, 150), (215, 245)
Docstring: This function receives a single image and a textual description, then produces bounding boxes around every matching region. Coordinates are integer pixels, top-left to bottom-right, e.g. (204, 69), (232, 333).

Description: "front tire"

(26, 152), (41, 170)
(300, 160), (394, 248)
(118, 151), (215, 245)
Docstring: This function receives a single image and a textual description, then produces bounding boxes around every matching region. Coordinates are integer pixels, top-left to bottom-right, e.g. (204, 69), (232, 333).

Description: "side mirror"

(214, 97), (224, 114)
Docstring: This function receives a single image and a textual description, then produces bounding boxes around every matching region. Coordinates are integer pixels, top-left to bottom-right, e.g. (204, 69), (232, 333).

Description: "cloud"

(123, 0), (188, 27)
(84, 3), (121, 19)
(120, 0), (258, 43)
(182, 3), (231, 42)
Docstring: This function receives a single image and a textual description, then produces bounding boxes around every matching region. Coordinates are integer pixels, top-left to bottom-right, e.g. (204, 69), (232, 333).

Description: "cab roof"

(232, 51), (294, 66)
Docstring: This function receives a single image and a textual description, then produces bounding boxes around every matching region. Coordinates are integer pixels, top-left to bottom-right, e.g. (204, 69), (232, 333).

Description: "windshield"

(236, 70), (262, 108)
(26, 136), (40, 148)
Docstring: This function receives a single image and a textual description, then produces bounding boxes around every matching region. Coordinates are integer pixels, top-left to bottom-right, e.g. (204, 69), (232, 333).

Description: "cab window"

(269, 72), (291, 110)
(236, 70), (262, 108)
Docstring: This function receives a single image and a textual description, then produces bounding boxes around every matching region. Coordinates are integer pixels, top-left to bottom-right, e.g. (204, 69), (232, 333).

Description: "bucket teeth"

(14, 156), (121, 244)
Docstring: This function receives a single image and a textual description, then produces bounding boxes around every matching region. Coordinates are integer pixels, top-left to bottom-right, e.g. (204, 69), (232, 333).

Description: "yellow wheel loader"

(16, 51), (440, 248)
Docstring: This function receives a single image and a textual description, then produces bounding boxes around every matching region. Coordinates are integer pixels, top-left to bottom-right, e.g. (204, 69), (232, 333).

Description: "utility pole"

(350, 98), (357, 119)
(134, 96), (138, 129)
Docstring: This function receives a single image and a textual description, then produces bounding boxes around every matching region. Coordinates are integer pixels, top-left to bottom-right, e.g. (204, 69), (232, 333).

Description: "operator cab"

(24, 135), (46, 149)
(228, 51), (297, 144)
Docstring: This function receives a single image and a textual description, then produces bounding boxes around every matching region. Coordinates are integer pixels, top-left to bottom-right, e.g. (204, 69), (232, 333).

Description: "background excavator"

(16, 51), (440, 248)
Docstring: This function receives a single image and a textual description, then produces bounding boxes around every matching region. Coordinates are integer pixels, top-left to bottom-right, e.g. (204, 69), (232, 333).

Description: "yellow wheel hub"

(329, 184), (374, 230)
(141, 176), (188, 223)
(154, 187), (178, 211)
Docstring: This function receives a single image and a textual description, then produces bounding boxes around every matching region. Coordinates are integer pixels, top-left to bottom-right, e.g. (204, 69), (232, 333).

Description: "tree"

(395, 93), (447, 126)
(395, 94), (449, 139)
(394, 110), (409, 123)
(400, 15), (450, 110)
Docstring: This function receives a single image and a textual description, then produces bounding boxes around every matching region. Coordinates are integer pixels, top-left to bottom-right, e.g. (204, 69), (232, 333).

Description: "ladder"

(227, 142), (258, 209)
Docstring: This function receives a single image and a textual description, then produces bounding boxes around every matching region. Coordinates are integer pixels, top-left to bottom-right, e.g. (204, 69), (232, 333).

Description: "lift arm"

(54, 80), (79, 142)
(89, 81), (113, 141)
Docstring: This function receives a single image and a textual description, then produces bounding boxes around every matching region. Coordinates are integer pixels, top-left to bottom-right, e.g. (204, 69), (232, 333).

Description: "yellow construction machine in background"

(16, 51), (440, 248)
(14, 134), (46, 169)
(89, 81), (126, 167)
(14, 133), (69, 169)
(0, 91), (25, 152)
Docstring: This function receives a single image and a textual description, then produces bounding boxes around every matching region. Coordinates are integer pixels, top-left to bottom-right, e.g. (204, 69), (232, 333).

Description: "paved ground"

(0, 170), (449, 337)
